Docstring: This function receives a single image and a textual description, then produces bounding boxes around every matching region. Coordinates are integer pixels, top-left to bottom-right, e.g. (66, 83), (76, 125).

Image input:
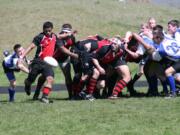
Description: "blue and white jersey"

(163, 32), (173, 40)
(157, 38), (180, 61)
(4, 52), (19, 69)
(164, 29), (180, 43)
(136, 35), (153, 55)
(174, 28), (180, 43)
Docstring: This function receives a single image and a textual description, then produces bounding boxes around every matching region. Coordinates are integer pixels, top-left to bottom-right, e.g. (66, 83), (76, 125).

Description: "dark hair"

(153, 29), (164, 40)
(60, 23), (73, 34)
(128, 37), (138, 48)
(43, 21), (53, 30)
(62, 23), (72, 29)
(13, 44), (21, 51)
(168, 20), (179, 27)
(153, 25), (163, 32)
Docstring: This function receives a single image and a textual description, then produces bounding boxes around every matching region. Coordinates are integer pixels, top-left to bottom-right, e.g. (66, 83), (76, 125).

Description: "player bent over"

(2, 44), (29, 102)
(92, 37), (131, 99)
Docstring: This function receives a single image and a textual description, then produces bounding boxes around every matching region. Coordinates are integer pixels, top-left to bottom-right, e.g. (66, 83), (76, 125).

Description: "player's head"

(140, 23), (150, 33)
(153, 25), (163, 32)
(60, 23), (74, 37)
(43, 21), (53, 36)
(152, 28), (164, 44)
(109, 37), (122, 52)
(14, 44), (24, 57)
(168, 19), (179, 35)
(148, 17), (156, 29)
(61, 23), (72, 33)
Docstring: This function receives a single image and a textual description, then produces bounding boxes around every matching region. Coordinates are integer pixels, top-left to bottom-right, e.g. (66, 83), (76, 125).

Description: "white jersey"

(136, 35), (153, 55)
(164, 29), (180, 43)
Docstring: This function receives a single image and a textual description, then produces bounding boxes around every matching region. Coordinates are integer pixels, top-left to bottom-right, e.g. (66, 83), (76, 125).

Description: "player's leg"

(33, 75), (46, 100)
(40, 64), (54, 103)
(165, 66), (176, 97)
(6, 72), (16, 102)
(24, 62), (41, 95)
(109, 64), (131, 99)
(60, 61), (73, 99)
(2, 61), (16, 102)
(165, 61), (180, 97)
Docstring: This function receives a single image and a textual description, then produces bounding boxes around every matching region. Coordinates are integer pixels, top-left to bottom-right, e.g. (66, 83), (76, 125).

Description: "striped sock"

(86, 78), (97, 94)
(112, 80), (127, 96)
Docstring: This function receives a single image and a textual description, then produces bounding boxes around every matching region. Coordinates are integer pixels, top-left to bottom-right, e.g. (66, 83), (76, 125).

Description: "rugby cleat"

(108, 94), (118, 99)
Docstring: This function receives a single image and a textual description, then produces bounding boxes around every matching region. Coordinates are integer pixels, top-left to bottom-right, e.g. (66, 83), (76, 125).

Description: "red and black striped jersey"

(33, 32), (62, 60)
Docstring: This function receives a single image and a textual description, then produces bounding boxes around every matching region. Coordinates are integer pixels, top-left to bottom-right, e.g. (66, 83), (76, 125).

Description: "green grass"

(0, 91), (180, 135)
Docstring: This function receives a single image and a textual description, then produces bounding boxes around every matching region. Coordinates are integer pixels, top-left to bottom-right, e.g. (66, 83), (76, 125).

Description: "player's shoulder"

(33, 32), (44, 40)
(52, 32), (57, 37)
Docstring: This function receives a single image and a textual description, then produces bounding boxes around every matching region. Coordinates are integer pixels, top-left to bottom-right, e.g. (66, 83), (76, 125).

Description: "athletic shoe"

(9, 99), (14, 102)
(40, 97), (53, 103)
(79, 91), (87, 99)
(108, 94), (118, 99)
(70, 95), (82, 100)
(164, 93), (176, 99)
(40, 97), (49, 103)
(85, 94), (95, 101)
(79, 91), (95, 101)
(32, 95), (39, 101)
(176, 89), (180, 95)
(24, 79), (31, 96)
(33, 91), (40, 100)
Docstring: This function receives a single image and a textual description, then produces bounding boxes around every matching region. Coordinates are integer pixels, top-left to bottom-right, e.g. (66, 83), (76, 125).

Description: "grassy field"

(0, 1), (180, 135)
(0, 91), (180, 135)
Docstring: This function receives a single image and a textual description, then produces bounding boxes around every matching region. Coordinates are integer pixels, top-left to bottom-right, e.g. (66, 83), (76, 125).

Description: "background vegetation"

(0, 0), (180, 85)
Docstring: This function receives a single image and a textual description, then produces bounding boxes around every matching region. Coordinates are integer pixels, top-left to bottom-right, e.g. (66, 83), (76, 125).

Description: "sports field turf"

(0, 91), (180, 135)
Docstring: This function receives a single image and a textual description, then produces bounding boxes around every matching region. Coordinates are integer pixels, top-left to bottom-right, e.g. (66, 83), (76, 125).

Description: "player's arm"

(60, 46), (79, 59)
(124, 43), (141, 59)
(21, 43), (36, 59)
(16, 58), (29, 73)
(92, 58), (105, 75)
(56, 38), (79, 59)
(132, 33), (155, 54)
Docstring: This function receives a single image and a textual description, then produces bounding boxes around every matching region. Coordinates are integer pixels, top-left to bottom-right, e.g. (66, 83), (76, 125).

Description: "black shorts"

(110, 57), (127, 68)
(27, 59), (54, 83)
(172, 61), (180, 72)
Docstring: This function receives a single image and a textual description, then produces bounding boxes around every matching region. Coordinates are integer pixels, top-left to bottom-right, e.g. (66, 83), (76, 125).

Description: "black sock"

(131, 73), (141, 85)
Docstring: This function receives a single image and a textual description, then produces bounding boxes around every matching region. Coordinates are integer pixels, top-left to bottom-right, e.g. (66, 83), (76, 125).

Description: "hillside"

(0, 0), (179, 85)
(0, 0), (179, 53)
